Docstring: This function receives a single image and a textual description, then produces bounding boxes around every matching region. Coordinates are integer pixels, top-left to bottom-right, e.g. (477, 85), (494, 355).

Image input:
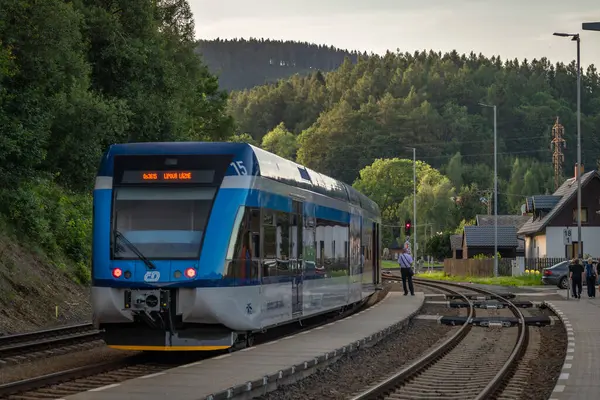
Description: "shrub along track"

(0, 288), (389, 400)
(352, 278), (528, 400)
(0, 323), (101, 368)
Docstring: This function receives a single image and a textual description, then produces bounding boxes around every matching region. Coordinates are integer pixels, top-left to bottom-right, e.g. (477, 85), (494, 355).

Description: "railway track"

(0, 323), (101, 366)
(353, 277), (528, 400)
(0, 288), (389, 400)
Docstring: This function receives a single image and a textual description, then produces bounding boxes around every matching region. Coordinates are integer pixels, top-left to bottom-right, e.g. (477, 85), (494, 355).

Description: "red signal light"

(185, 268), (196, 279)
(112, 268), (123, 278)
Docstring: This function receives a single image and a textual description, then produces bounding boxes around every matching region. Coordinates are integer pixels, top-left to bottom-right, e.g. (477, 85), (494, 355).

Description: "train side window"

(224, 207), (260, 284)
(276, 211), (291, 277)
(262, 210), (278, 280)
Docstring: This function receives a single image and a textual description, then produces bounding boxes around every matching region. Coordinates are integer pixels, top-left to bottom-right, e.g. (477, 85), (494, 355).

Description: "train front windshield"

(112, 187), (216, 259)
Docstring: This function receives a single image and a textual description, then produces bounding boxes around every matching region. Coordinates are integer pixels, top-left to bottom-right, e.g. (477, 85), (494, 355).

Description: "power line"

(410, 135), (549, 147)
(417, 149), (548, 160)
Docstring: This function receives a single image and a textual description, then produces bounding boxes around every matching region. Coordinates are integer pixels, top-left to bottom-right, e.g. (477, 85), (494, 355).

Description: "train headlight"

(185, 268), (196, 278)
(112, 268), (123, 278)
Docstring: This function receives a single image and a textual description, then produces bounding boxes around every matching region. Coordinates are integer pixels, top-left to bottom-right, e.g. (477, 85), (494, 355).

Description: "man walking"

(569, 258), (584, 299)
(398, 247), (415, 296)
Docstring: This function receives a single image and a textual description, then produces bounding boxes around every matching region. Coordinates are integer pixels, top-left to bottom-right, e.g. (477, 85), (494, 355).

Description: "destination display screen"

(120, 170), (215, 184)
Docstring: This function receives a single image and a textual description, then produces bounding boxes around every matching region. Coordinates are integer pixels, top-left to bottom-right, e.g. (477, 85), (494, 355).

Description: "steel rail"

(348, 280), (475, 400)
(353, 276), (528, 400)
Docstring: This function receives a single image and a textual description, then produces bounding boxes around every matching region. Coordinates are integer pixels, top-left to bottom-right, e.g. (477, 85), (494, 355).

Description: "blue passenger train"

(92, 142), (382, 351)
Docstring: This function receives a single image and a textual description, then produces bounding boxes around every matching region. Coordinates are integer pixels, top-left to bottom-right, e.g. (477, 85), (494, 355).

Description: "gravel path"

(256, 320), (458, 400)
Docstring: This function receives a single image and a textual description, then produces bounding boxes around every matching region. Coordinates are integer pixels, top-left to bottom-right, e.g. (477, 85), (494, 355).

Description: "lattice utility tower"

(550, 117), (566, 191)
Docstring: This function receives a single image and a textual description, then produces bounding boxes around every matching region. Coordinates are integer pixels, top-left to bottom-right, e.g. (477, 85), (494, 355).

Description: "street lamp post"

(479, 103), (498, 277)
(553, 32), (582, 258)
(405, 147), (417, 259)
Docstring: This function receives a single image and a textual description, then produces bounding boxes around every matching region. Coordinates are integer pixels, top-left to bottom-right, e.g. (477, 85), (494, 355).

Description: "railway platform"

(62, 292), (425, 400)
(545, 291), (600, 400)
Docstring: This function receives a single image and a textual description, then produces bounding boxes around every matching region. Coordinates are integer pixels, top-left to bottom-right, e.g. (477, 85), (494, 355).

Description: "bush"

(0, 177), (92, 284)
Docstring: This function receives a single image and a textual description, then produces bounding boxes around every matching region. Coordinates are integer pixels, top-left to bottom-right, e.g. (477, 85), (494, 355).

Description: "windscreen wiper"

(114, 230), (156, 270)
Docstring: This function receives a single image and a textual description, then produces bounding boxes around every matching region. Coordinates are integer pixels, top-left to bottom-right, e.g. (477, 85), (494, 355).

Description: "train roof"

(99, 142), (380, 216)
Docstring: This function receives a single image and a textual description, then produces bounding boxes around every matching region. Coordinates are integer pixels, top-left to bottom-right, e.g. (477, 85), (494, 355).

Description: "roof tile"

(476, 215), (531, 230)
(464, 226), (518, 247)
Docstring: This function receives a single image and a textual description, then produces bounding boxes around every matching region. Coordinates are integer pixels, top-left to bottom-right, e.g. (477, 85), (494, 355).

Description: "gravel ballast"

(0, 346), (137, 384)
(256, 319), (457, 400)
(519, 307), (567, 400)
(419, 303), (461, 317)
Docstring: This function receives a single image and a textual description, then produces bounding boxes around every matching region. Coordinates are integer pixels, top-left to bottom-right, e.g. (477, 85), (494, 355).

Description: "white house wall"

(528, 234), (546, 258)
(545, 226), (600, 258)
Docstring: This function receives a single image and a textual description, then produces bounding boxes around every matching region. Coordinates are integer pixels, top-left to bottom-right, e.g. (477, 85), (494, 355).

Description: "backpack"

(586, 263), (595, 278)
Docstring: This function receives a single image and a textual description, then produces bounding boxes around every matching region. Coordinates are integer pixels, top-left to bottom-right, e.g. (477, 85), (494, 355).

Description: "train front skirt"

(102, 324), (237, 351)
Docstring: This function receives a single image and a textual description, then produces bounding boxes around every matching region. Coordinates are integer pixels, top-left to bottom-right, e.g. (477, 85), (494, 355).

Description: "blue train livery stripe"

(94, 142), (379, 215)
(92, 189), (112, 276)
(92, 273), (349, 288)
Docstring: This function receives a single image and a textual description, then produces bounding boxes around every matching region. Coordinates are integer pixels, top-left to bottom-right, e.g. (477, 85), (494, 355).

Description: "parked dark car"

(542, 260), (589, 289)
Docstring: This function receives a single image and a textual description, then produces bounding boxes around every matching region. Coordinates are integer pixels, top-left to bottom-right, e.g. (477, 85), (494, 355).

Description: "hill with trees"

(228, 49), (600, 240)
(0, 0), (231, 331)
(196, 38), (362, 91)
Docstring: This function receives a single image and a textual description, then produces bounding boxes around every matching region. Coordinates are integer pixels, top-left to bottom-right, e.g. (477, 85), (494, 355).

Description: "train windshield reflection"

(112, 186), (216, 259)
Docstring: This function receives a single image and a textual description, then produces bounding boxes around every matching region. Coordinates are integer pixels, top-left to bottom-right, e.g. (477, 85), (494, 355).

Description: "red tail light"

(185, 268), (196, 279)
(543, 269), (552, 276)
(112, 268), (123, 278)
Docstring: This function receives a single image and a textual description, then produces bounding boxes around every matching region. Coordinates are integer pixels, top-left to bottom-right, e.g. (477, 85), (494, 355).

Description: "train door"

(291, 200), (304, 316)
(373, 222), (380, 284)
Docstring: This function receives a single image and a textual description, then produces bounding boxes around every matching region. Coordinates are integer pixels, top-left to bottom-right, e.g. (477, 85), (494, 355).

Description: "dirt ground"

(0, 234), (91, 335)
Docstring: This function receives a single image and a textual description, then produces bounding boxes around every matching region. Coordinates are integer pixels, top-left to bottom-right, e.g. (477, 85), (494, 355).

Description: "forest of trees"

(228, 49), (600, 249)
(196, 38), (362, 91)
(0, 0), (232, 282)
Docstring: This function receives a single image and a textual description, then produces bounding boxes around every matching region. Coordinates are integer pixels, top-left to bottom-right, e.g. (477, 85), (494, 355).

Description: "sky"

(190, 0), (600, 68)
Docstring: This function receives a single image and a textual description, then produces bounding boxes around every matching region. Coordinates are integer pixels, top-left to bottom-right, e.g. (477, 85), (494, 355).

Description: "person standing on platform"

(398, 247), (415, 296)
(584, 257), (597, 298)
(596, 260), (600, 294)
(569, 258), (584, 299)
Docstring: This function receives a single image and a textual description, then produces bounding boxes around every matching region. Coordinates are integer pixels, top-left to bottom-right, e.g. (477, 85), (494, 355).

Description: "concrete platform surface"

(63, 292), (424, 400)
(545, 295), (600, 400)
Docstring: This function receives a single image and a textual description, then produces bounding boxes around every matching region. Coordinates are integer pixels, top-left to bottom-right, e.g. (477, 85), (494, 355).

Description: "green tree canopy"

(0, 0), (231, 281)
(261, 122), (298, 160)
(353, 158), (441, 224)
(228, 48), (600, 204)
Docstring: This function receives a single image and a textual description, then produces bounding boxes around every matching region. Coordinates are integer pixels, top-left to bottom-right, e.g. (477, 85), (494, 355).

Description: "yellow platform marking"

(108, 345), (231, 351)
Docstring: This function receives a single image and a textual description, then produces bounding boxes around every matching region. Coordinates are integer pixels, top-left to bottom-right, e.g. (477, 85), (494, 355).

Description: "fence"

(524, 258), (567, 272)
(444, 257), (569, 277)
(443, 258), (515, 277)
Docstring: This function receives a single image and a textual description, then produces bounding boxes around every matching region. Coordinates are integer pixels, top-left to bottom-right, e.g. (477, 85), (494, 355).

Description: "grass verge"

(415, 271), (544, 287)
(382, 260), (443, 269)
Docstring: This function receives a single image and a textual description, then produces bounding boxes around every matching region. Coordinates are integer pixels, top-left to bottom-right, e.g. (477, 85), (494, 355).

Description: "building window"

(572, 208), (588, 223)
